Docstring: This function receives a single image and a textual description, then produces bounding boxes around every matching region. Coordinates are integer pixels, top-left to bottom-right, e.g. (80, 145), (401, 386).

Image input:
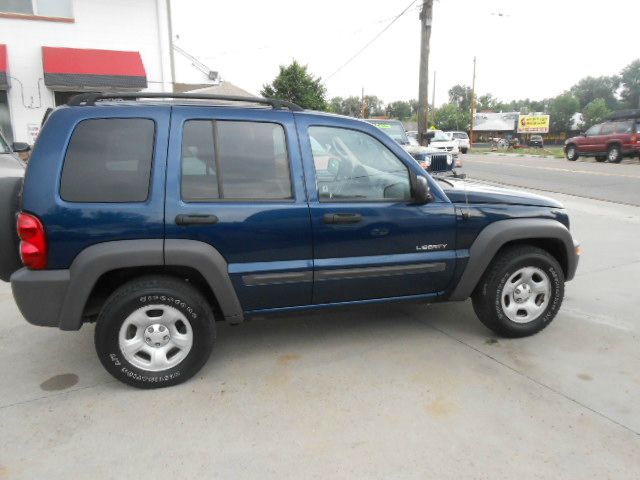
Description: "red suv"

(565, 111), (640, 163)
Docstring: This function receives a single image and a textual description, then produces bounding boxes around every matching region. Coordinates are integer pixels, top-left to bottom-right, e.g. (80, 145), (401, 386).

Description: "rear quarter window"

(60, 118), (155, 202)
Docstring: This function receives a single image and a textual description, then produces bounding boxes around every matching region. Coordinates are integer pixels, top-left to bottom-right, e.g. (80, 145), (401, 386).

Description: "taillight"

(17, 212), (47, 270)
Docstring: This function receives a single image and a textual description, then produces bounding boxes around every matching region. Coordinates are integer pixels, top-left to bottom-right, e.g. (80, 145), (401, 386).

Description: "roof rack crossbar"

(67, 92), (304, 111)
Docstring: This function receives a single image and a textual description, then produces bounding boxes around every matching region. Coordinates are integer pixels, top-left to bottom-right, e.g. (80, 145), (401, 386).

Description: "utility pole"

(361, 87), (366, 118)
(431, 70), (436, 110)
(469, 56), (477, 145)
(166, 0), (176, 92)
(418, 0), (433, 145)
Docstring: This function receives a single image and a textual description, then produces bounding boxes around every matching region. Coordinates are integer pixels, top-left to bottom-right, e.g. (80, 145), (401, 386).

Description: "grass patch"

(471, 147), (565, 158)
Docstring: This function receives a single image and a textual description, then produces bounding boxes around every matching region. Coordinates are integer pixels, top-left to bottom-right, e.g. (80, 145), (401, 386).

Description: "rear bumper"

(10, 268), (70, 328)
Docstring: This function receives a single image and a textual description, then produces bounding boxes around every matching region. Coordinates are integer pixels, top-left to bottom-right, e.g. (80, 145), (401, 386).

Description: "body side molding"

(448, 219), (578, 302)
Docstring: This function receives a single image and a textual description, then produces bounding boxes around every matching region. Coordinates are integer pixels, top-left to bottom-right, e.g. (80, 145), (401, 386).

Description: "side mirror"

(12, 142), (31, 153)
(411, 174), (431, 204)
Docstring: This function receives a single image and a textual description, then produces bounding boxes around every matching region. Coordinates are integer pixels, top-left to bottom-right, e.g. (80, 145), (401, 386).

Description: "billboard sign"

(518, 114), (550, 133)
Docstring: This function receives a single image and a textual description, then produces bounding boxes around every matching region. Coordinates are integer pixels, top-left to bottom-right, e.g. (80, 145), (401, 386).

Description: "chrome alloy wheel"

(118, 304), (193, 372)
(500, 267), (551, 323)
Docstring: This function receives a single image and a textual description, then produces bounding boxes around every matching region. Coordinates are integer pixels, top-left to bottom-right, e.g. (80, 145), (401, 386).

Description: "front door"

(165, 107), (313, 312)
(297, 119), (457, 304)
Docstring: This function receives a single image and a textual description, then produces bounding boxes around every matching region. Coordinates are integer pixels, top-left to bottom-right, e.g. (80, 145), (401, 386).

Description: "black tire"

(471, 245), (565, 338)
(607, 144), (622, 163)
(0, 176), (24, 282)
(461, 148), (468, 154)
(95, 275), (216, 389)
(565, 145), (578, 161)
(595, 155), (607, 162)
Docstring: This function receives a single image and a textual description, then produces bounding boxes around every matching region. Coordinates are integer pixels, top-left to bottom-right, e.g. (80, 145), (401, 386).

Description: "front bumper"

(11, 268), (70, 328)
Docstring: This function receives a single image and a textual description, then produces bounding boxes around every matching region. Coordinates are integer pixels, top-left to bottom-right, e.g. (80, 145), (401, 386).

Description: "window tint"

(181, 120), (291, 201)
(585, 124), (601, 136)
(309, 126), (411, 202)
(600, 122), (615, 135)
(615, 120), (633, 134)
(61, 119), (154, 202)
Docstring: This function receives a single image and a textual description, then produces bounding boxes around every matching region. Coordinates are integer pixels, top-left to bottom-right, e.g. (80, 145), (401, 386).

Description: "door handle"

(323, 213), (362, 224)
(175, 214), (219, 226)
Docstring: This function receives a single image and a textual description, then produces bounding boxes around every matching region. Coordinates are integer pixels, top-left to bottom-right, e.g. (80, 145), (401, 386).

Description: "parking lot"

(1, 155), (639, 479)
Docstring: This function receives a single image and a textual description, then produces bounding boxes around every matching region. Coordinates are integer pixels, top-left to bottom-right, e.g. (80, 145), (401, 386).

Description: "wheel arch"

(59, 239), (243, 330)
(448, 219), (578, 301)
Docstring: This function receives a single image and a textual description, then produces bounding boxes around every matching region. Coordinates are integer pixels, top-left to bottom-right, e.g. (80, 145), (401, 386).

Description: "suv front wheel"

(565, 145), (578, 161)
(95, 275), (216, 388)
(471, 245), (565, 338)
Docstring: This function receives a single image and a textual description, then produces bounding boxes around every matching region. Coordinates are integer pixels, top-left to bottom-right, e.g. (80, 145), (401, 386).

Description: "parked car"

(5, 92), (579, 388)
(445, 131), (470, 153)
(367, 120), (455, 173)
(0, 130), (27, 285)
(564, 110), (640, 163)
(429, 129), (460, 158)
(528, 135), (544, 148)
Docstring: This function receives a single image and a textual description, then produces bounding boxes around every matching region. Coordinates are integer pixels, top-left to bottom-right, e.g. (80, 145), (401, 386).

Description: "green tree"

(432, 103), (470, 131)
(386, 100), (412, 120)
(581, 98), (612, 129)
(364, 95), (385, 117)
(548, 92), (580, 133)
(476, 93), (499, 112)
(261, 60), (327, 110)
(570, 75), (619, 110)
(619, 59), (640, 109)
(328, 96), (344, 114)
(409, 99), (419, 116)
(448, 85), (473, 111)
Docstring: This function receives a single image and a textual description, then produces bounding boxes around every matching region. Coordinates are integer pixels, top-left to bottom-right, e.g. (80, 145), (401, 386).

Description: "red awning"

(0, 44), (8, 89)
(42, 46), (147, 90)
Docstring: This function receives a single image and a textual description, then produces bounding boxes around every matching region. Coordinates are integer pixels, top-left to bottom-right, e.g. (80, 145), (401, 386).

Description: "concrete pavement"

(0, 189), (639, 478)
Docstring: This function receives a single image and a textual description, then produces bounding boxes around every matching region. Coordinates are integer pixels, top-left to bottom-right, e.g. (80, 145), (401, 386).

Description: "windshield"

(0, 130), (10, 154)
(431, 130), (450, 142)
(369, 121), (409, 145)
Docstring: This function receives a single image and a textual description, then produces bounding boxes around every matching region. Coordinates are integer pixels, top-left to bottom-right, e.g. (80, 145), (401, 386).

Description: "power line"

(326, 0), (420, 80)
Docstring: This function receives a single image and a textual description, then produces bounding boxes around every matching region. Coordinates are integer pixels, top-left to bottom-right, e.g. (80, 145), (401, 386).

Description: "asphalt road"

(462, 152), (640, 206)
(1, 178), (639, 477)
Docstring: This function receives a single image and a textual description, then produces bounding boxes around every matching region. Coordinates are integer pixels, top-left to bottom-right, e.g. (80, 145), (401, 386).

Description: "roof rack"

(66, 92), (304, 111)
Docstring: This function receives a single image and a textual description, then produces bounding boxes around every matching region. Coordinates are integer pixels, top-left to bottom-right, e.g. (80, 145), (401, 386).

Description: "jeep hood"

(403, 144), (442, 156)
(442, 179), (563, 208)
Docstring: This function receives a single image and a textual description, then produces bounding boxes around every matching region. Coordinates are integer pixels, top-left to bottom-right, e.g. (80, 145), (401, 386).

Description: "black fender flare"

(164, 239), (243, 325)
(448, 219), (578, 301)
(58, 239), (243, 330)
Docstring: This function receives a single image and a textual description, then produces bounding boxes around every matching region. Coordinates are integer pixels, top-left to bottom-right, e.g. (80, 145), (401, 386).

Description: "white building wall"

(0, 0), (174, 142)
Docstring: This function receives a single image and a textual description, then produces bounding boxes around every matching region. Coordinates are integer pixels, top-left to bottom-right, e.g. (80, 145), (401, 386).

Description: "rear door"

(165, 107), (313, 312)
(296, 115), (457, 304)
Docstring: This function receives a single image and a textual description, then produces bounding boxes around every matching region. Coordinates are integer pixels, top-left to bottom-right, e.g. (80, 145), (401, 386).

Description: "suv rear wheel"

(607, 144), (622, 163)
(471, 245), (565, 338)
(565, 145), (578, 161)
(95, 275), (215, 388)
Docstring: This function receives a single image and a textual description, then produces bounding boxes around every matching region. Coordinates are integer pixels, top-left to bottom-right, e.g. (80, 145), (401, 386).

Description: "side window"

(60, 118), (154, 202)
(309, 126), (411, 202)
(615, 120), (633, 134)
(600, 122), (615, 135)
(181, 120), (291, 202)
(585, 124), (601, 136)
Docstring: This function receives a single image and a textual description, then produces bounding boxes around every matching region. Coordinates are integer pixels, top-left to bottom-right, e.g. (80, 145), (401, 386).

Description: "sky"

(172, 0), (639, 107)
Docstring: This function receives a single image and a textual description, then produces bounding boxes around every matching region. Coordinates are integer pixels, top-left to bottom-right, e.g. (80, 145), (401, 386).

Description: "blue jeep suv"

(6, 93), (580, 388)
